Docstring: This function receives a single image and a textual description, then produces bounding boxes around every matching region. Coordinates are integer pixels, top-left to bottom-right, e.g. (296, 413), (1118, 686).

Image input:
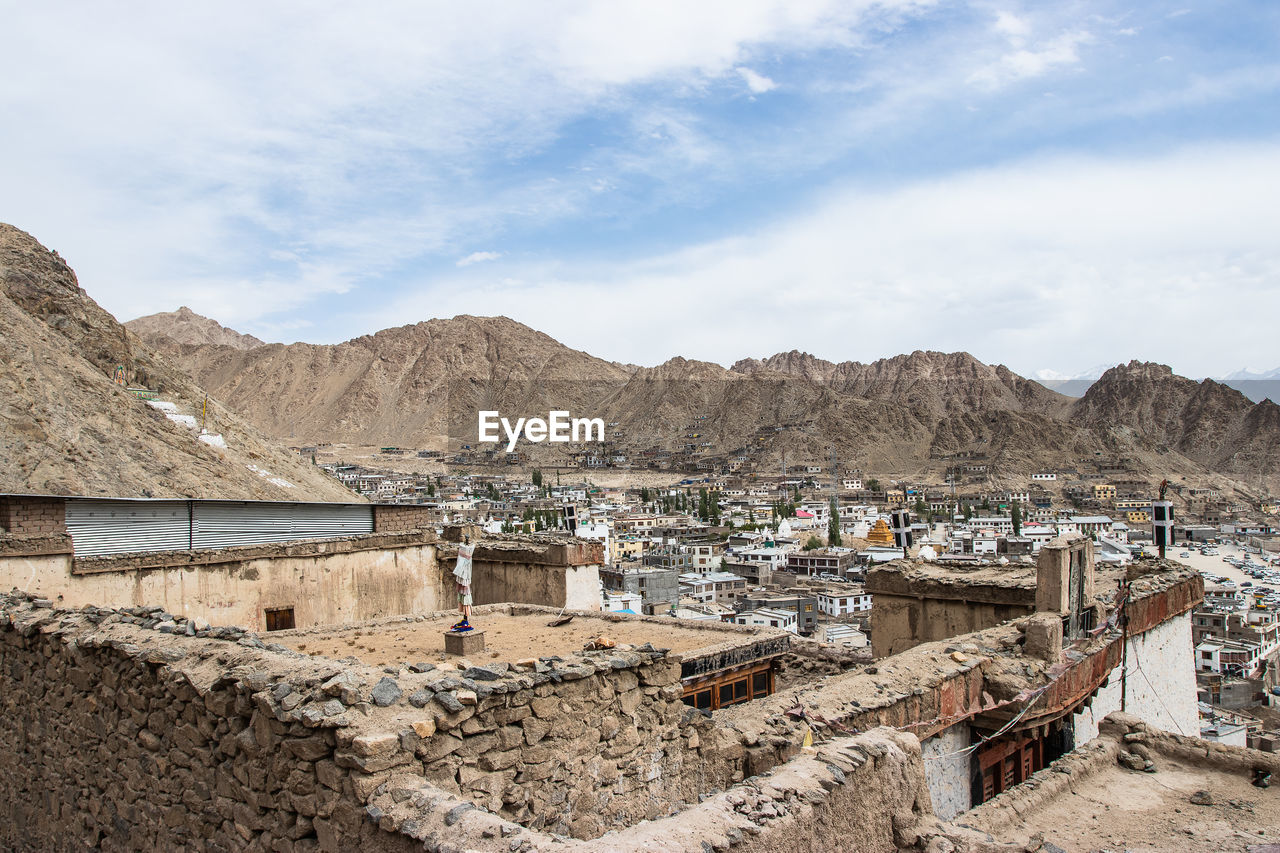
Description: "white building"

(815, 589), (871, 617)
(732, 607), (798, 633)
(602, 591), (642, 613)
(818, 622), (868, 648)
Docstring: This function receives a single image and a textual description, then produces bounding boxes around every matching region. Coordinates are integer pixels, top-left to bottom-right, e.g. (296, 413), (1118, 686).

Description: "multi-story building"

(785, 549), (855, 577)
(599, 564), (679, 615)
(737, 592), (819, 635)
(678, 571), (747, 605)
(813, 587), (871, 617)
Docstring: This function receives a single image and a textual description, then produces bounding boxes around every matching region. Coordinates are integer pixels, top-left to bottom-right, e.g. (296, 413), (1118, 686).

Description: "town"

(318, 452), (1280, 745)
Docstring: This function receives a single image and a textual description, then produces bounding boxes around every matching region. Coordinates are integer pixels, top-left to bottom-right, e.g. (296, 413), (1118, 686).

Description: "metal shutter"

(66, 500), (190, 557)
(192, 502), (372, 549)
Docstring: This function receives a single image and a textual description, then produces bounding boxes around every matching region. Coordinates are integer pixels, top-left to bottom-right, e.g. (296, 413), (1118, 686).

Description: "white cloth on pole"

(453, 543), (475, 586)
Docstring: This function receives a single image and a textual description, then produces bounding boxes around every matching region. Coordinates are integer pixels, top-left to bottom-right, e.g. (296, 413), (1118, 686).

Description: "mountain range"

(128, 306), (1280, 492)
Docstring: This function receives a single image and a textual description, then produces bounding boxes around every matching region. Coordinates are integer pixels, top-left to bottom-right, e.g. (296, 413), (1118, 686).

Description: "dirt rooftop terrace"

(274, 604), (774, 668)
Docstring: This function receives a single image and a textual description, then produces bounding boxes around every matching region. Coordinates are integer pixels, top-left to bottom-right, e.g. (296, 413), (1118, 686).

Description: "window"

(804, 604), (813, 612)
(264, 607), (295, 631)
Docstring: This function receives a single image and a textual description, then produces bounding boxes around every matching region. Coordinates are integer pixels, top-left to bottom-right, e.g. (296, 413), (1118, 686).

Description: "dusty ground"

(999, 754), (1280, 852)
(281, 611), (736, 667)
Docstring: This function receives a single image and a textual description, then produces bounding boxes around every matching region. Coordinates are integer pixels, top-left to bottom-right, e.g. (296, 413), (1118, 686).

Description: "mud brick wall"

(0, 495), (67, 536)
(372, 504), (440, 532)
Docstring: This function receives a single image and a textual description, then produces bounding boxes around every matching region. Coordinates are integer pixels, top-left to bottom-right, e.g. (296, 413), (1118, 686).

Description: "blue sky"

(3, 0), (1278, 378)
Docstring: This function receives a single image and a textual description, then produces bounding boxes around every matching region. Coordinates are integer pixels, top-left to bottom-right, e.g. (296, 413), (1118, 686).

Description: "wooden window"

(264, 607), (295, 631)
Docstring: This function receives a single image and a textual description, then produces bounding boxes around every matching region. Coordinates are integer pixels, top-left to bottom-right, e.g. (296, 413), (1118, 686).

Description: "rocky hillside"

(128, 306), (265, 350)
(0, 224), (359, 501)
(1071, 361), (1280, 484)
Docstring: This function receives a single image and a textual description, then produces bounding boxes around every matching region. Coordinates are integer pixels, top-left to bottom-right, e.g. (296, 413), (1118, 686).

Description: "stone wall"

(359, 726), (936, 853)
(0, 593), (744, 849)
(0, 593), (421, 852)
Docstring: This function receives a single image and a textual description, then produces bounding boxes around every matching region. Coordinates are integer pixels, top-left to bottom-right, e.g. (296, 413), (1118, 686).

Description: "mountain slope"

(1071, 361), (1280, 483)
(128, 306), (265, 350)
(0, 223), (359, 501)
(147, 314), (633, 447)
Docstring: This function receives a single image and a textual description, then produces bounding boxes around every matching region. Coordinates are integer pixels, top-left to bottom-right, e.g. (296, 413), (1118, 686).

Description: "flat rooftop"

(274, 604), (780, 668)
(986, 750), (1279, 852)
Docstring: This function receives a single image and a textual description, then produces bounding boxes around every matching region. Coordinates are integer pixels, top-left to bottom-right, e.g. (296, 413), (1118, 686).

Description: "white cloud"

(969, 30), (1094, 88)
(736, 66), (778, 93)
(0, 0), (927, 323)
(367, 141), (1280, 379)
(993, 11), (1031, 44)
(457, 251), (503, 267)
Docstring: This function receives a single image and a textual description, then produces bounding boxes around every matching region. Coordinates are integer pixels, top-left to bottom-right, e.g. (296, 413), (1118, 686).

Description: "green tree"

(531, 469), (543, 488)
(828, 497), (842, 547)
(426, 481), (436, 497)
(867, 478), (881, 493)
(804, 535), (822, 551)
(1011, 501), (1022, 536)
(640, 487), (651, 504)
(963, 504), (974, 521)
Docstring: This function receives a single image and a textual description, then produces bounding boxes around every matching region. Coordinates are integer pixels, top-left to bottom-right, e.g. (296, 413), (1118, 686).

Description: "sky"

(2, 0), (1278, 379)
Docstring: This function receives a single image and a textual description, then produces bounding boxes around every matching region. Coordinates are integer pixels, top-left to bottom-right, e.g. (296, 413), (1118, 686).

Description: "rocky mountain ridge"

(133, 308), (1280, 490)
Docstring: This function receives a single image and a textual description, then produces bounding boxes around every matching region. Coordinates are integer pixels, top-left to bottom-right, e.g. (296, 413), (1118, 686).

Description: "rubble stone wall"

(0, 596), (420, 853)
(0, 594), (746, 849)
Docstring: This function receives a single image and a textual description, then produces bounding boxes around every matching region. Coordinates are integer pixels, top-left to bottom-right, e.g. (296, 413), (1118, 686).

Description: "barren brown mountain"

(1071, 361), (1280, 487)
(128, 306), (265, 350)
(0, 223), (359, 501)
(136, 306), (1280, 489)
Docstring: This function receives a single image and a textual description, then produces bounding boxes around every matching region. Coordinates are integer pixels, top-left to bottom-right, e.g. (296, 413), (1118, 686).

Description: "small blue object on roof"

(618, 608), (637, 614)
